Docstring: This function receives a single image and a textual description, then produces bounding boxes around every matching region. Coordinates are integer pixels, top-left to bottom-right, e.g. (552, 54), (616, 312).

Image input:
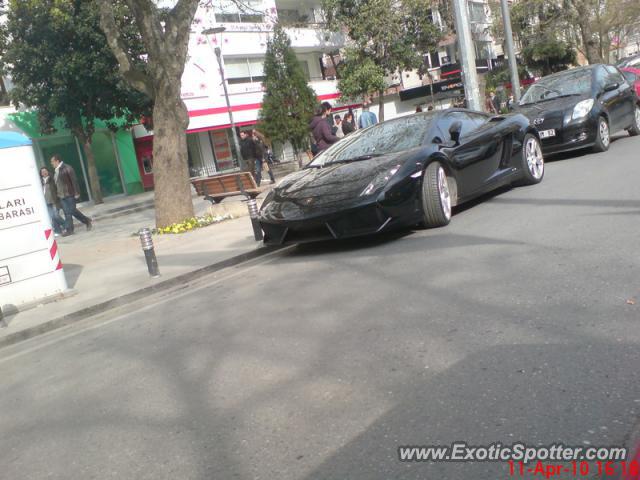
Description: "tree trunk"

(74, 130), (103, 204)
(378, 89), (385, 122)
(152, 79), (194, 228)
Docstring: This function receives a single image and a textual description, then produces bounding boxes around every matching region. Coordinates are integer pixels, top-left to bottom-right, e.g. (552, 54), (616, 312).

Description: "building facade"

(132, 0), (502, 187)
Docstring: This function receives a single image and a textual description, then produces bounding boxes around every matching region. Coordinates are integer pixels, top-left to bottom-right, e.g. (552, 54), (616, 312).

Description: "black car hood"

(515, 95), (588, 119)
(261, 154), (407, 220)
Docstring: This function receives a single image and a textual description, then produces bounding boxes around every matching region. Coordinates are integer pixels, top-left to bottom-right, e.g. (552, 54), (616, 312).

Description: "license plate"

(539, 129), (556, 139)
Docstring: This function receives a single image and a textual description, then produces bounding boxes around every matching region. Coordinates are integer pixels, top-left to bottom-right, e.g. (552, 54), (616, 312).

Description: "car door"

(440, 112), (505, 195)
(603, 65), (634, 130)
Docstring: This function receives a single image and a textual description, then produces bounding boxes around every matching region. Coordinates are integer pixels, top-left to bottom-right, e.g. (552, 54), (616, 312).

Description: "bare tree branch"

(123, 0), (165, 62)
(96, 0), (154, 97)
(166, 0), (200, 69)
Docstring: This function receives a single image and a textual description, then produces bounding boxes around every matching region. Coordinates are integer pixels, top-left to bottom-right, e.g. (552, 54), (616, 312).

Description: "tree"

(336, 53), (386, 102)
(258, 25), (318, 158)
(0, 0), (151, 204)
(502, 0), (640, 65)
(97, 0), (199, 227)
(521, 37), (577, 75)
(323, 0), (442, 121)
(485, 63), (531, 90)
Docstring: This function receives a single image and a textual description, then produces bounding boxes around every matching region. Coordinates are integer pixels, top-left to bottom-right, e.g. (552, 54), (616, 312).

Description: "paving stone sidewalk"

(0, 187), (276, 347)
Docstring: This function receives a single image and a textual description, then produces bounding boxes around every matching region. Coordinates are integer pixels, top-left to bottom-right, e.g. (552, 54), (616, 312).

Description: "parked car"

(621, 67), (640, 97)
(617, 53), (640, 69)
(259, 110), (544, 244)
(515, 65), (640, 155)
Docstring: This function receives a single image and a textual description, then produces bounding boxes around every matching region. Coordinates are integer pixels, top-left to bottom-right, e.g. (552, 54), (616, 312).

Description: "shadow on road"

(298, 342), (640, 480)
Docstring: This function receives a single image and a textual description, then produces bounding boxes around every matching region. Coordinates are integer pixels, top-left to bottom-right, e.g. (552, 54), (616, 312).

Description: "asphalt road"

(1, 133), (640, 480)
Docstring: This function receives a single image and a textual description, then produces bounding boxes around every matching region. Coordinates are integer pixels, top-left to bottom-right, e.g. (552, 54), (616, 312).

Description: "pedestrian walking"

(342, 112), (356, 136)
(252, 129), (276, 185)
(358, 104), (378, 129)
(333, 115), (345, 138)
(50, 155), (92, 236)
(239, 130), (258, 183)
(485, 90), (499, 114)
(309, 102), (340, 153)
(40, 167), (64, 236)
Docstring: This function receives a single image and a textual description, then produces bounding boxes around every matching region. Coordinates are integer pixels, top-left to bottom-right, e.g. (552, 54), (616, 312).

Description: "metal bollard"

(139, 227), (160, 278)
(246, 198), (263, 241)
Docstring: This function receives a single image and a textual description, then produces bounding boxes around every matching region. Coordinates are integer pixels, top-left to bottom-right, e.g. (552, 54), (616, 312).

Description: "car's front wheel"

(628, 105), (640, 136)
(593, 116), (610, 152)
(421, 162), (452, 228)
(517, 133), (544, 185)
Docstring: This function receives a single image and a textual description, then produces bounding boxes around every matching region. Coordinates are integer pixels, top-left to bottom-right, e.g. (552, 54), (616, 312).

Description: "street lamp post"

(202, 27), (245, 171)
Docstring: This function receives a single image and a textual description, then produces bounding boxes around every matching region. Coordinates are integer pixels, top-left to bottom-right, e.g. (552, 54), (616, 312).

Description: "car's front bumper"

(539, 116), (598, 155)
(260, 201), (400, 245)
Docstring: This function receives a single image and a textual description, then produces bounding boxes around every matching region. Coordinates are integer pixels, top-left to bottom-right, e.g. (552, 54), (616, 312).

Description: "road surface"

(1, 134), (640, 479)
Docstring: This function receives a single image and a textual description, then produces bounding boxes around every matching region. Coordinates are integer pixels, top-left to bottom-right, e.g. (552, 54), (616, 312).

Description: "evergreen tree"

(259, 26), (318, 157)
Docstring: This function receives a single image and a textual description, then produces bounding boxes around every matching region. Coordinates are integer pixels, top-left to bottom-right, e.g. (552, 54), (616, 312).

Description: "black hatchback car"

(516, 65), (640, 154)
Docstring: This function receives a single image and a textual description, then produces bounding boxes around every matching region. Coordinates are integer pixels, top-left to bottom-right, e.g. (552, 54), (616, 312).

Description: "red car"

(621, 67), (640, 97)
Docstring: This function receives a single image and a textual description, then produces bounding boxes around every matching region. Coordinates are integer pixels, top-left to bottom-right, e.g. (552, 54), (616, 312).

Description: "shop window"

(37, 136), (90, 202)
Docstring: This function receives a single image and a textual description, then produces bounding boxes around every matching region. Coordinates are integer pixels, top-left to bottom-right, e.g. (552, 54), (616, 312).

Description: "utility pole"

(452, 0), (481, 110)
(500, 0), (522, 102)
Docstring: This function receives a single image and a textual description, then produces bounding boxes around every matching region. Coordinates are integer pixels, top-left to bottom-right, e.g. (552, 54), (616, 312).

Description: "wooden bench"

(191, 171), (260, 204)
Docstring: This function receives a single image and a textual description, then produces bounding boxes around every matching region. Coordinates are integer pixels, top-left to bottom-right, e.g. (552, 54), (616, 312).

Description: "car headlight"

(572, 99), (594, 120)
(360, 165), (401, 196)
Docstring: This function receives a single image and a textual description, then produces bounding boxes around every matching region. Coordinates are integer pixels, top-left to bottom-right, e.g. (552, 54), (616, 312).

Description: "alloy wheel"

(599, 118), (610, 148)
(438, 167), (451, 220)
(525, 136), (544, 180)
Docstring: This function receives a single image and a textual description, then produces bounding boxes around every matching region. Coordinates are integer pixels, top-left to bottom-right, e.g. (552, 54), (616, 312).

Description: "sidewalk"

(0, 187), (278, 347)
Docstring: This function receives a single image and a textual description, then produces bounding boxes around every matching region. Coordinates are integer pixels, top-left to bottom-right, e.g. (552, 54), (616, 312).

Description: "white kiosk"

(0, 131), (68, 310)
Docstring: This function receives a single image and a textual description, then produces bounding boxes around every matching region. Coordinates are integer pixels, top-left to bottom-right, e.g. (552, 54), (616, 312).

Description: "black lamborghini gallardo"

(259, 109), (544, 244)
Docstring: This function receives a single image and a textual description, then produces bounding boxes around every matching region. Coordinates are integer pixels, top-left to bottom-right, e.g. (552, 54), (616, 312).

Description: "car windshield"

(309, 114), (433, 167)
(520, 69), (592, 105)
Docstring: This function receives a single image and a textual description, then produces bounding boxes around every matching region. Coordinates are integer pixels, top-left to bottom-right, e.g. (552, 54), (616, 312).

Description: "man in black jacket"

(239, 130), (258, 182)
(51, 155), (92, 236)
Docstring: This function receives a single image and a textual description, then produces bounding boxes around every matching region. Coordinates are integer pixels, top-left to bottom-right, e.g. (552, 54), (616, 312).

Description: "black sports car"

(516, 65), (640, 155)
(259, 109), (544, 245)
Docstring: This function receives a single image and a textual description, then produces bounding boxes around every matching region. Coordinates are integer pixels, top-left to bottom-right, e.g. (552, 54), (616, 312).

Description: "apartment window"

(474, 41), (492, 60)
(468, 1), (487, 23)
(224, 57), (265, 85)
(214, 0), (264, 23)
(278, 9), (310, 24)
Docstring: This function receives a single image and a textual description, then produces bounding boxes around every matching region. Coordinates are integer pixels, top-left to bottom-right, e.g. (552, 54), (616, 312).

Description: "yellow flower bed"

(156, 213), (234, 235)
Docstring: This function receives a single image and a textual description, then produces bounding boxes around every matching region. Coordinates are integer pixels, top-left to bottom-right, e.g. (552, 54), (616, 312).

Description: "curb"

(0, 245), (284, 350)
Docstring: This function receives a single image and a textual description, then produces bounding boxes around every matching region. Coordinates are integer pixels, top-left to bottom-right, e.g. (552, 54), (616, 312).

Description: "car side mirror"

(603, 82), (619, 92)
(449, 121), (462, 145)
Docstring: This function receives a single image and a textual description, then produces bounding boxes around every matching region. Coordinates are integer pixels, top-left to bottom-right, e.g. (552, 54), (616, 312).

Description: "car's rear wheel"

(517, 133), (544, 185)
(628, 105), (640, 136)
(421, 162), (452, 228)
(593, 116), (610, 152)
